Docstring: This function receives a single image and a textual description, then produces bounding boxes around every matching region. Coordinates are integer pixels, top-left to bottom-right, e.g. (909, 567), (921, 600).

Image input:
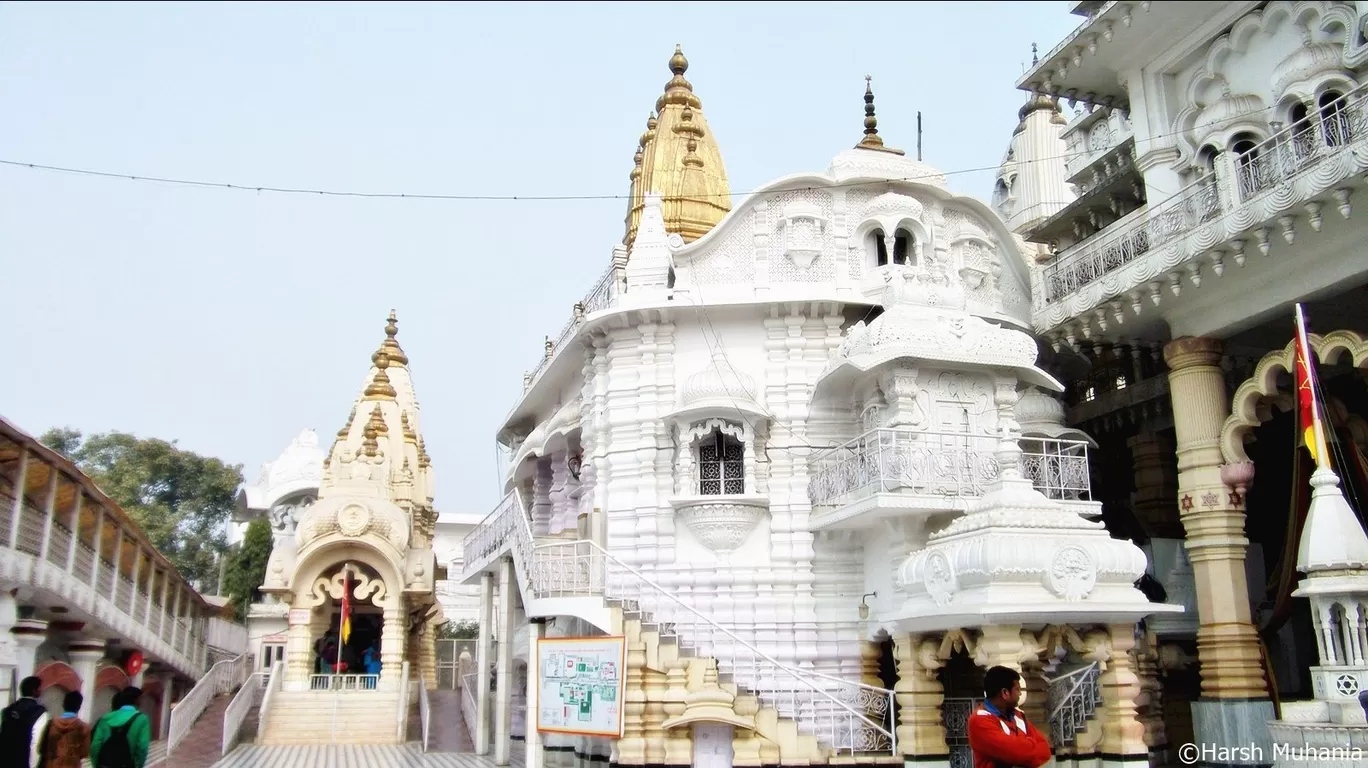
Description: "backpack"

(95, 713), (143, 768)
(0, 698), (46, 767)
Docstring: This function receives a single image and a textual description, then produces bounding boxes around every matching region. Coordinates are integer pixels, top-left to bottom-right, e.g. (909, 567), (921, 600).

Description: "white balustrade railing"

(807, 428), (1092, 509)
(1236, 84), (1367, 202)
(167, 652), (249, 754)
(309, 673), (379, 691)
(205, 617), (248, 655)
(460, 672), (478, 745)
(255, 661), (285, 748)
(1045, 662), (1103, 747)
(221, 671), (267, 756)
(465, 490), (897, 755)
(417, 672), (431, 752)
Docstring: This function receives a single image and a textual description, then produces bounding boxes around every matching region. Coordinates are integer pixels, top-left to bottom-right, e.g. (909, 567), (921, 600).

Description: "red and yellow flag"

(339, 567), (353, 646)
(1294, 304), (1331, 471)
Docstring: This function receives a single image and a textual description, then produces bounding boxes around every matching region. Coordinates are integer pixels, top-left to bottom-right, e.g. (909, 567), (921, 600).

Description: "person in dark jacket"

(89, 687), (150, 768)
(38, 690), (91, 768)
(0, 675), (50, 768)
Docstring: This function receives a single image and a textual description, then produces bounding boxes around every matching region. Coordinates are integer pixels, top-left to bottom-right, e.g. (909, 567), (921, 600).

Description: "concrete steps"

(259, 690), (404, 745)
(163, 694), (233, 768)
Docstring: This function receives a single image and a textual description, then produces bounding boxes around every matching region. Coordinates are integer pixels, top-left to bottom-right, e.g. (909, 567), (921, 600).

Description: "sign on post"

(535, 636), (627, 738)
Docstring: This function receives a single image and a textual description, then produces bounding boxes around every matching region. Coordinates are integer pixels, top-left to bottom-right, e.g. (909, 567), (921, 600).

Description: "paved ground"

(213, 743), (524, 768)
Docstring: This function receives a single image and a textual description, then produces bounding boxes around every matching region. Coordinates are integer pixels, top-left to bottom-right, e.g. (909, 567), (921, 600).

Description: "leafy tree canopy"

(438, 619), (479, 639)
(39, 427), (243, 590)
(223, 517), (273, 620)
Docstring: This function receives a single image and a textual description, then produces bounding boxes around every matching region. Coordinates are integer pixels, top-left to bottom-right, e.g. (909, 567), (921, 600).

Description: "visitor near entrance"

(0, 676), (50, 768)
(967, 666), (1052, 768)
(89, 687), (151, 768)
(38, 691), (92, 768)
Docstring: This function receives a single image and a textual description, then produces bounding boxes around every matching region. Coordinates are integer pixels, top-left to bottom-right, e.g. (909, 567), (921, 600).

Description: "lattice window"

(698, 430), (744, 495)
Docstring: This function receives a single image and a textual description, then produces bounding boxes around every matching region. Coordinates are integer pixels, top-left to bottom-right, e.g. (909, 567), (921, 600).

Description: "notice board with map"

(535, 636), (627, 737)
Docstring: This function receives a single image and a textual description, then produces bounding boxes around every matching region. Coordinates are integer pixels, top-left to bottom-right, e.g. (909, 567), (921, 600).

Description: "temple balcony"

(1061, 106), (1134, 181)
(805, 428), (1095, 531)
(1030, 84), (1368, 343)
(0, 417), (213, 681)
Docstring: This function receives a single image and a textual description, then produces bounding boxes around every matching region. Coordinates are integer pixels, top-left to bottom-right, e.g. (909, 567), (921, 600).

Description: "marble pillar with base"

(11, 617), (48, 680)
(476, 571), (495, 756)
(495, 558), (515, 766)
(67, 639), (106, 722)
(526, 619), (546, 768)
(1164, 337), (1274, 765)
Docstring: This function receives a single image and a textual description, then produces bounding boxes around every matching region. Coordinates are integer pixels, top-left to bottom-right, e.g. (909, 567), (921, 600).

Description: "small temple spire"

(373, 309), (409, 367)
(363, 350), (398, 400)
(854, 76), (906, 156)
(1032, 42), (1039, 66)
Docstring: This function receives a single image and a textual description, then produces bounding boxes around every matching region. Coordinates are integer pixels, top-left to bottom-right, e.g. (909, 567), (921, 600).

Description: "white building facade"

(462, 48), (1174, 768)
(1013, 2), (1368, 766)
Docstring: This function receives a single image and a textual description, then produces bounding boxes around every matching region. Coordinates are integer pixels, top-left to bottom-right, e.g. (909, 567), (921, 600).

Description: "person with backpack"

(37, 690), (92, 768)
(0, 676), (50, 768)
(88, 687), (149, 768)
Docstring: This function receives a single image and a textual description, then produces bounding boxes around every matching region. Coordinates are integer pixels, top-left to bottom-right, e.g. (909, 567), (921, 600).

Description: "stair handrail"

(460, 671), (478, 748)
(470, 490), (898, 753)
(221, 670), (265, 756)
(417, 670), (431, 752)
(1044, 661), (1102, 747)
(255, 661), (284, 747)
(167, 651), (249, 754)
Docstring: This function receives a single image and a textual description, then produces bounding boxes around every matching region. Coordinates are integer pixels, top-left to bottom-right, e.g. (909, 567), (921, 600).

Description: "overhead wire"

(0, 99), (1289, 204)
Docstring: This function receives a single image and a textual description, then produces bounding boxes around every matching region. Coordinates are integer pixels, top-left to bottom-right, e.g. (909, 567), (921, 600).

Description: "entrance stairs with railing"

(259, 688), (405, 745)
(462, 491), (901, 766)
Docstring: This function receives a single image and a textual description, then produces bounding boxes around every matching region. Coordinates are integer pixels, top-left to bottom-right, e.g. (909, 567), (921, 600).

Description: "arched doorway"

(1221, 330), (1368, 698)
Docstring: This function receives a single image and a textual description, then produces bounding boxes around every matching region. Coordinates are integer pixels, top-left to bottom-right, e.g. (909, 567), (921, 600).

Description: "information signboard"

(535, 636), (627, 738)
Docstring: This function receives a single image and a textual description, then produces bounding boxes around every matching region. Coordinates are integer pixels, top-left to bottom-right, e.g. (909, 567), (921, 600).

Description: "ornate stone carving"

(337, 503), (371, 537)
(777, 200), (827, 268)
(1046, 545), (1098, 601)
(305, 565), (389, 609)
(923, 551), (957, 606)
(675, 499), (767, 553)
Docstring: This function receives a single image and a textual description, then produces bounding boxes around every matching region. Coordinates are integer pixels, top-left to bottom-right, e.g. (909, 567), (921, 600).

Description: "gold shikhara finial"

(373, 309), (409, 367)
(855, 76), (905, 156)
(364, 350), (398, 400)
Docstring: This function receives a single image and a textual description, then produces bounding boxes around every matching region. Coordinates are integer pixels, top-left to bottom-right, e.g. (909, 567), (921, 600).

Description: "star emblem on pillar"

(1201, 491), (1220, 507)
(1228, 489), (1244, 507)
(1180, 494), (1194, 511)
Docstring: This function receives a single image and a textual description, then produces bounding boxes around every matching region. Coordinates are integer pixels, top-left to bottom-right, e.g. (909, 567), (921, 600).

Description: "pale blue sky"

(0, 1), (1081, 514)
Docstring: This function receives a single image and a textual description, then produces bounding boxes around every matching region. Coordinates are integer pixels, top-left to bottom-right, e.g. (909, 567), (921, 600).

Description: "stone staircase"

(464, 491), (900, 764)
(259, 690), (404, 745)
(163, 693), (235, 768)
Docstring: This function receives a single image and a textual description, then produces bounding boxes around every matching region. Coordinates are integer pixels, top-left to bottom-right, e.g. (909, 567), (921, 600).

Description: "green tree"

(39, 427), (243, 589)
(222, 517), (274, 620)
(438, 619), (480, 639)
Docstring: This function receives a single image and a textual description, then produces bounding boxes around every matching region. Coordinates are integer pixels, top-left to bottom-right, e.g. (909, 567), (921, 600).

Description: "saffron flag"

(1294, 304), (1332, 471)
(339, 567), (353, 646)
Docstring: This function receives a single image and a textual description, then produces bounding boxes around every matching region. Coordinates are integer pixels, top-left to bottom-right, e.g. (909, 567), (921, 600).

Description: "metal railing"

(221, 671), (267, 756)
(417, 672), (431, 752)
(255, 661), (285, 747)
(465, 490), (898, 755)
(1235, 84), (1367, 202)
(309, 673), (379, 691)
(1045, 662), (1103, 747)
(807, 429), (1092, 509)
(460, 672), (478, 746)
(167, 652), (249, 754)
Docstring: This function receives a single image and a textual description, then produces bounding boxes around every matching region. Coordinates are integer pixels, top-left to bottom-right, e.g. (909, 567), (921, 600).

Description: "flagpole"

(338, 565), (349, 673)
(1294, 303), (1332, 468)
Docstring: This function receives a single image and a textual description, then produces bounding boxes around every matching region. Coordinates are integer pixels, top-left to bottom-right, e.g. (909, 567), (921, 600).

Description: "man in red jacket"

(967, 665), (1052, 768)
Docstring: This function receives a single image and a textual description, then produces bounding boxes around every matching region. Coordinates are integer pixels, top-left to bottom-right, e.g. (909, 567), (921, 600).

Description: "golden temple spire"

(855, 76), (905, 156)
(373, 309), (409, 367)
(363, 350), (398, 400)
(624, 45), (731, 246)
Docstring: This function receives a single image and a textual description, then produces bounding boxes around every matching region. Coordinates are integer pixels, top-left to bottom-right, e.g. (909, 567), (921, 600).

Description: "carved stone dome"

(1014, 387), (1096, 446)
(265, 429), (326, 493)
(682, 353), (759, 408)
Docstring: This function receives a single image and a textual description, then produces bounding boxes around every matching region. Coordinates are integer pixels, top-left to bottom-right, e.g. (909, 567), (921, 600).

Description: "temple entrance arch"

(282, 540), (407, 691)
(1219, 329), (1368, 698)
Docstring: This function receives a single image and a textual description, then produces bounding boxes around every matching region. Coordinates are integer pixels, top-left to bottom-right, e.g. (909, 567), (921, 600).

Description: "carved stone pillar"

(532, 458), (554, 536)
(1097, 624), (1147, 761)
(893, 633), (946, 759)
(662, 659), (692, 766)
(476, 572), (494, 756)
(1133, 628), (1169, 763)
(880, 366), (923, 427)
(68, 640), (106, 722)
(1163, 337), (1273, 761)
(1128, 432), (1182, 538)
(284, 604), (314, 688)
(619, 617), (648, 765)
(1018, 632), (1049, 745)
(549, 449), (571, 535)
(494, 559), (515, 766)
(381, 605), (405, 682)
(642, 660), (668, 766)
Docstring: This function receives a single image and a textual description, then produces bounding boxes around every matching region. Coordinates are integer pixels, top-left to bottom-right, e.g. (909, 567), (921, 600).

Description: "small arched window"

(869, 228), (889, 267)
(1319, 91), (1350, 146)
(698, 430), (744, 495)
(893, 229), (914, 265)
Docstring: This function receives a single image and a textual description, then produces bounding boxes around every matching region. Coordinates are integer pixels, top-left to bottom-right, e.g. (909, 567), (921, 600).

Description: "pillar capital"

(11, 617), (49, 647)
(67, 639), (107, 661)
(1162, 336), (1223, 371)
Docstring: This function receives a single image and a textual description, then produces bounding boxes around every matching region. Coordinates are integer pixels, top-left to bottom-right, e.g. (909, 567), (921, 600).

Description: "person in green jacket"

(88, 687), (150, 768)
